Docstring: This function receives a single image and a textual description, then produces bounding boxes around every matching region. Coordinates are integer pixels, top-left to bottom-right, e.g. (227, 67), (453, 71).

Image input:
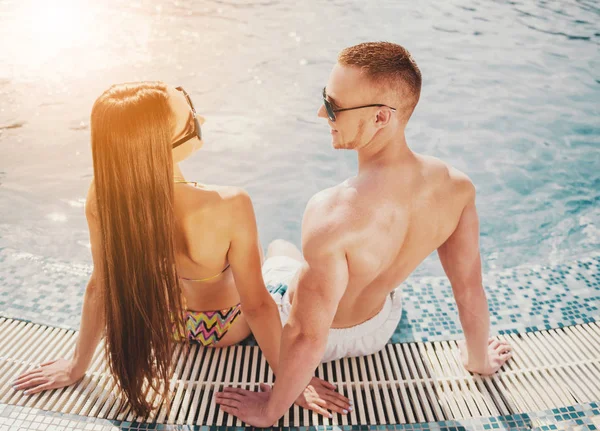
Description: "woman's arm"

(69, 271), (105, 377)
(227, 190), (282, 374)
(13, 184), (106, 394)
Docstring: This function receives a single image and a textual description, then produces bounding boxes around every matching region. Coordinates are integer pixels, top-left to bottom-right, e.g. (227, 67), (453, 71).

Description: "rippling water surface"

(0, 0), (598, 280)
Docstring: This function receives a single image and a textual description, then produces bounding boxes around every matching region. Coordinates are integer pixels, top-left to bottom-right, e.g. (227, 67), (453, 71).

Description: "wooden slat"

(437, 341), (481, 417)
(28, 331), (79, 412)
(217, 345), (237, 426)
(185, 346), (213, 425)
(196, 347), (222, 424)
(552, 328), (600, 394)
(80, 343), (113, 417)
(342, 355), (359, 423)
(171, 343), (199, 424)
(234, 345), (250, 427)
(48, 339), (106, 414)
(395, 343), (425, 422)
(364, 355), (386, 423)
(314, 362), (327, 427)
(496, 337), (547, 411)
(346, 355), (366, 424)
(505, 333), (575, 406)
(0, 324), (61, 401)
(372, 350), (397, 423)
(421, 342), (455, 419)
(8, 328), (77, 408)
(539, 330), (600, 399)
(443, 340), (497, 416)
(415, 342), (446, 420)
(1, 317), (599, 426)
(379, 349), (405, 423)
(386, 344), (416, 423)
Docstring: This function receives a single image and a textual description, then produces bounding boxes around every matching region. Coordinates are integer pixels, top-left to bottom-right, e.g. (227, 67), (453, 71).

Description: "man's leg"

(262, 240), (303, 326)
(266, 239), (303, 262)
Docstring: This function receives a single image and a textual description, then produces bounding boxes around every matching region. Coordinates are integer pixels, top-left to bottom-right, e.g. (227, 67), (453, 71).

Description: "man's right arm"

(437, 188), (511, 375)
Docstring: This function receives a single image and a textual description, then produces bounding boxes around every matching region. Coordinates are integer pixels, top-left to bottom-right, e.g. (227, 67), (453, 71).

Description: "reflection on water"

(3, 1), (104, 76)
(0, 0), (598, 282)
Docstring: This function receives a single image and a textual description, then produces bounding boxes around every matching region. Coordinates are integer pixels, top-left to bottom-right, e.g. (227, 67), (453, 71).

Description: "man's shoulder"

(302, 185), (357, 250)
(419, 155), (475, 196)
(305, 184), (357, 224)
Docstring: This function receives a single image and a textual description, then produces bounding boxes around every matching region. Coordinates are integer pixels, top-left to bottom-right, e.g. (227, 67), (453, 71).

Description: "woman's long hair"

(90, 82), (186, 417)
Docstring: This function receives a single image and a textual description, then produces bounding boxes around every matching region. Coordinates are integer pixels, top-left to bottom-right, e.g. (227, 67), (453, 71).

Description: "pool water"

(0, 0), (598, 288)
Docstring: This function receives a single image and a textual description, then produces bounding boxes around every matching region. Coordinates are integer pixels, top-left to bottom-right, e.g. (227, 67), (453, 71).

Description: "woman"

(12, 82), (349, 419)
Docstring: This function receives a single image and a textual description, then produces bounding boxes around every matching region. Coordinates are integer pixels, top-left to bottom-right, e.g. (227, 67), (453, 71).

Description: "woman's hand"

(294, 377), (352, 417)
(459, 337), (513, 376)
(260, 377), (352, 418)
(13, 358), (84, 395)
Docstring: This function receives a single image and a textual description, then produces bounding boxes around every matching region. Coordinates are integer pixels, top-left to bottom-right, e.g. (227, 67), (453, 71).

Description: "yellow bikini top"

(178, 264), (230, 282)
(175, 178), (230, 282)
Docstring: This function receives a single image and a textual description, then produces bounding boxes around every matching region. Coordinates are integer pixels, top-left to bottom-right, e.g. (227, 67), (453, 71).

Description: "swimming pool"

(0, 0), (598, 279)
(0, 0), (599, 429)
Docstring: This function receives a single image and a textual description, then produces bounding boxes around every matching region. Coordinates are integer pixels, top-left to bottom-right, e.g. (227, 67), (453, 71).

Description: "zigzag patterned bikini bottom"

(173, 304), (242, 347)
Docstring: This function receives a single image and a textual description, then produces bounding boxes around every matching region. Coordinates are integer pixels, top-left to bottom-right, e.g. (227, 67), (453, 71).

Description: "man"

(215, 42), (512, 426)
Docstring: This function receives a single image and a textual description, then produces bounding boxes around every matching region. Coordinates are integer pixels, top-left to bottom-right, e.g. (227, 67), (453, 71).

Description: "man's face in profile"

(319, 64), (374, 150)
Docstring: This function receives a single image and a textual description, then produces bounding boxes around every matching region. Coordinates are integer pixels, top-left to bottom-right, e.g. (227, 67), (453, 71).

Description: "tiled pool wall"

(394, 253), (600, 343)
(0, 402), (598, 431)
(1, 250), (599, 430)
(1, 248), (598, 343)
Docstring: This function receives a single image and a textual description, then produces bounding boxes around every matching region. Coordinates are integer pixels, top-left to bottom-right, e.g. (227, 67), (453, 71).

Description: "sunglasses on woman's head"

(322, 87), (397, 123)
(172, 86), (202, 149)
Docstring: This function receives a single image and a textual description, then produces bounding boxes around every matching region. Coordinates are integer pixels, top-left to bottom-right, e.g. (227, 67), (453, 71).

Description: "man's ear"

(375, 108), (392, 127)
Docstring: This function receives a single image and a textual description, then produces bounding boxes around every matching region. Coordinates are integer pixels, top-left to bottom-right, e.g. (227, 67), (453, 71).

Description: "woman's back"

(173, 182), (250, 319)
(86, 180), (242, 310)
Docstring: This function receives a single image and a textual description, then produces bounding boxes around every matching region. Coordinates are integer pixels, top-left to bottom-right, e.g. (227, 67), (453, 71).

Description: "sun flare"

(4, 0), (103, 76)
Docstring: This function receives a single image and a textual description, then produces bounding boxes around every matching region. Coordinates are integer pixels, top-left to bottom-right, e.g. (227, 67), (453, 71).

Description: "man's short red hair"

(338, 42), (422, 119)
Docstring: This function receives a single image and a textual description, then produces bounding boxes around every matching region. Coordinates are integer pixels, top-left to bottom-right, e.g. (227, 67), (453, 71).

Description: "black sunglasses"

(172, 86), (202, 149)
(322, 87), (397, 122)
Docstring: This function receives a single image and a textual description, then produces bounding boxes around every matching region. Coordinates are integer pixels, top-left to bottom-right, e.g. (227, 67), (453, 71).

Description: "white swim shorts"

(263, 255), (403, 363)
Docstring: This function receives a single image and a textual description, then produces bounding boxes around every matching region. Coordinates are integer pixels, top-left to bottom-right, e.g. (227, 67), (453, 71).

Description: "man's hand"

(459, 337), (512, 376)
(215, 387), (276, 428)
(216, 378), (352, 425)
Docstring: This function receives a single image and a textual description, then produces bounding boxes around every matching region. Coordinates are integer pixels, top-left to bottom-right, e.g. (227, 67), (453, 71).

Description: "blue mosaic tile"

(1, 248), (599, 344)
(1, 402), (599, 430)
(392, 253), (600, 343)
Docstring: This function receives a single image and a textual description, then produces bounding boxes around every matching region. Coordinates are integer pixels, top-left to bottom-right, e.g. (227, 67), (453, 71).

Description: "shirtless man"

(215, 42), (513, 426)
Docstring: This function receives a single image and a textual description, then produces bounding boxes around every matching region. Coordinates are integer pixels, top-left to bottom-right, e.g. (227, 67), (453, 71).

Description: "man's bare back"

(288, 154), (475, 328)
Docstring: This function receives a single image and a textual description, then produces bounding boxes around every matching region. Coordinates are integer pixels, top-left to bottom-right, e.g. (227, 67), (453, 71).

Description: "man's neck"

(357, 131), (414, 174)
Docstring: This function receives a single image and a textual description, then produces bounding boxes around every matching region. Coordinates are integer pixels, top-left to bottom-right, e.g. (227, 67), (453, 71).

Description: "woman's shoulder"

(206, 184), (248, 199)
(190, 184), (250, 206)
(182, 185), (255, 242)
(187, 184), (255, 221)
